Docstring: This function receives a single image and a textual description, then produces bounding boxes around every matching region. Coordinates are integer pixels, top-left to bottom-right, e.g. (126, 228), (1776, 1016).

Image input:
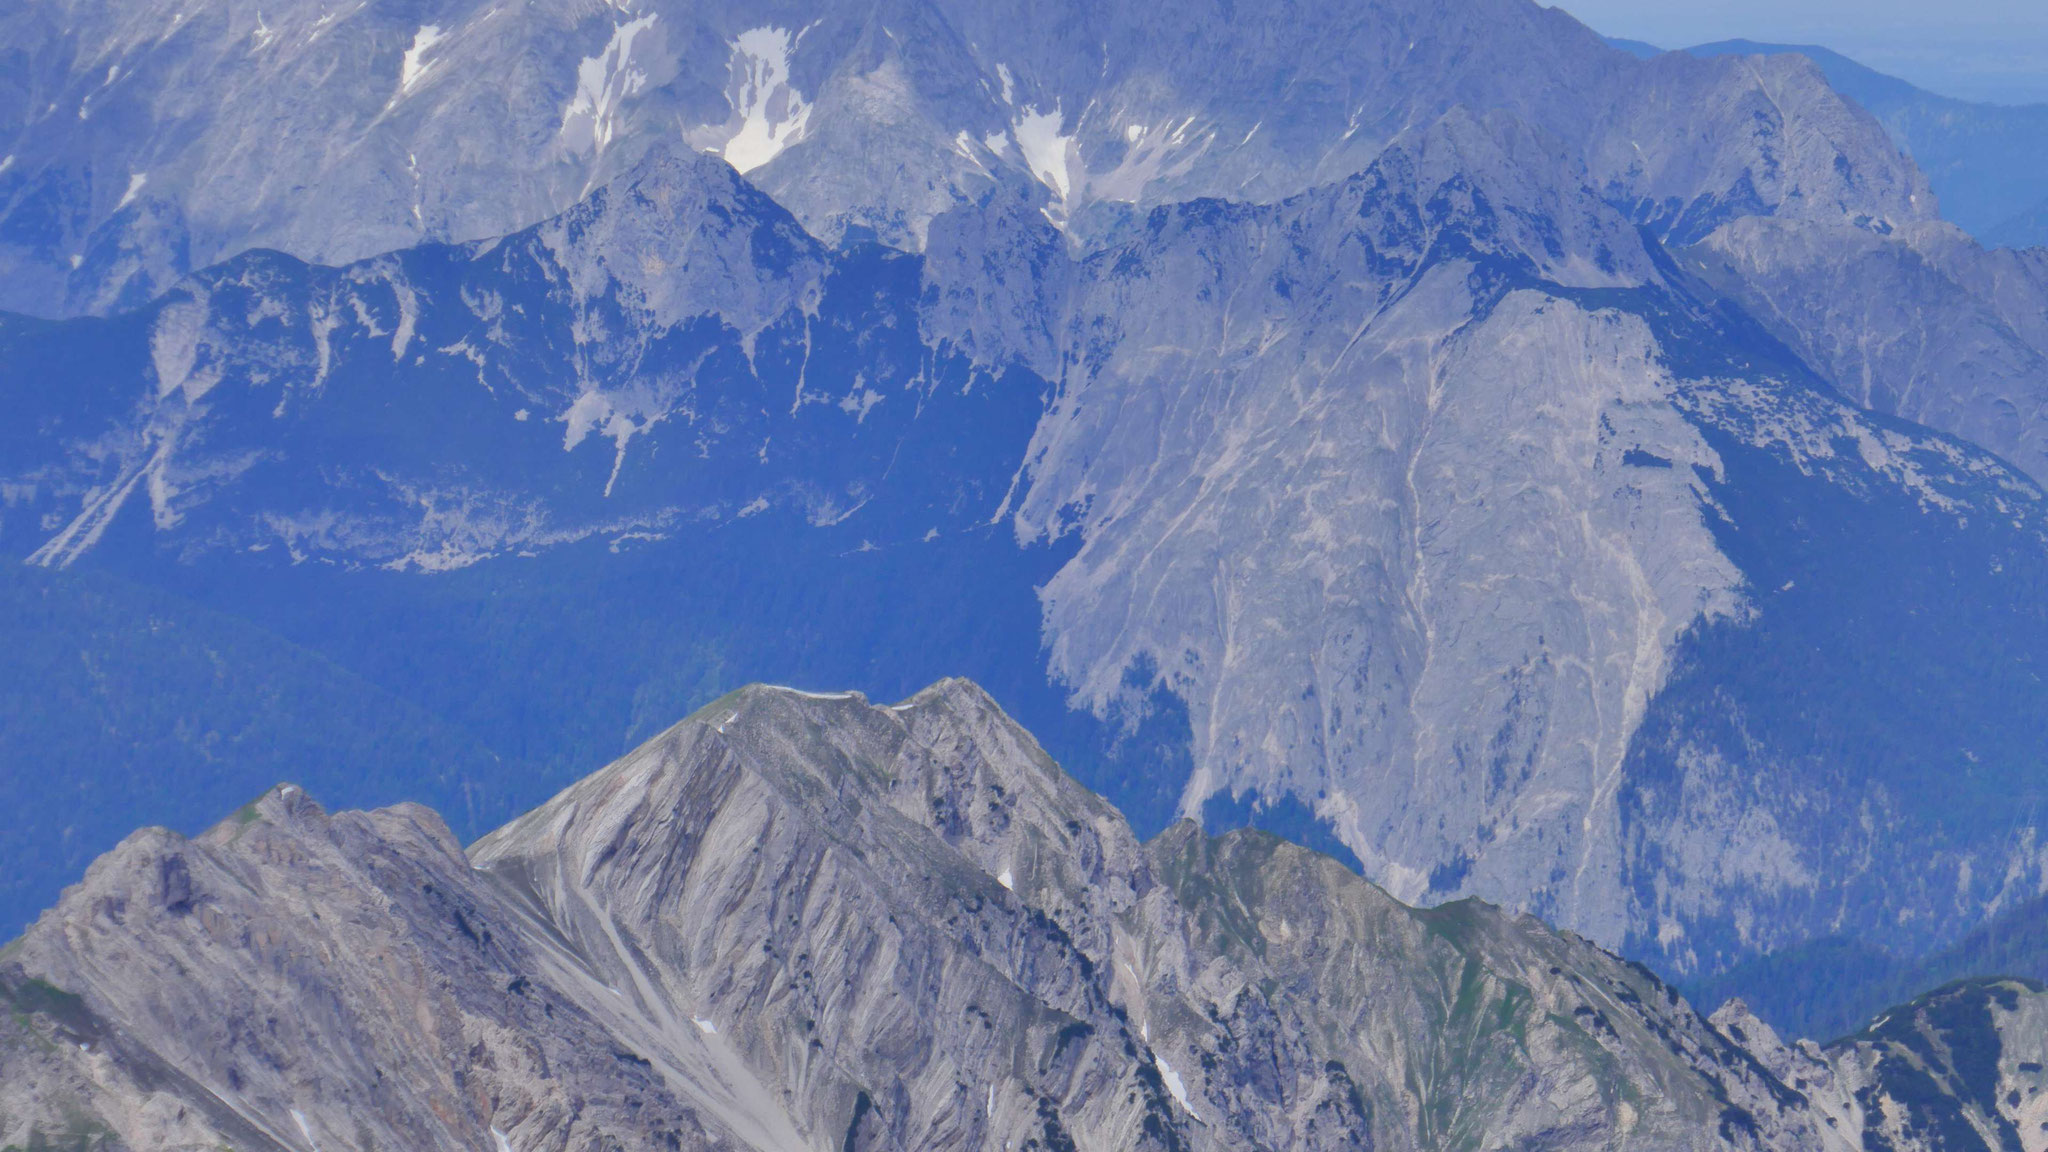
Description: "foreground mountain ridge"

(4, 680), (2048, 1151)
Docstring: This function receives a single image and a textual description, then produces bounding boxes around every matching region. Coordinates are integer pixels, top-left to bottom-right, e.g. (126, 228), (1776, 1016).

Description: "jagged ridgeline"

(4, 682), (2043, 1152)
(11, 0), (2048, 1045)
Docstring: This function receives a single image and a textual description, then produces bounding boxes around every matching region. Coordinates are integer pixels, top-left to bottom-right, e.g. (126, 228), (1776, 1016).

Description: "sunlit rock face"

(7, 682), (2037, 1152)
(0, 0), (1925, 316)
(991, 111), (2048, 972)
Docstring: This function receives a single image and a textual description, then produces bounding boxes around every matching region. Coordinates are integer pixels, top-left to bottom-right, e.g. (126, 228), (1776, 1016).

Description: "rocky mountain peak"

(12, 679), (2043, 1151)
(526, 145), (829, 336)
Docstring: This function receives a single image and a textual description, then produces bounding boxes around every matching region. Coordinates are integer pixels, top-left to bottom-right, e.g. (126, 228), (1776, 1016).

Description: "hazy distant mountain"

(0, 0), (1928, 317)
(5, 682), (2044, 1152)
(1688, 888), (2048, 1045)
(1609, 36), (2048, 248)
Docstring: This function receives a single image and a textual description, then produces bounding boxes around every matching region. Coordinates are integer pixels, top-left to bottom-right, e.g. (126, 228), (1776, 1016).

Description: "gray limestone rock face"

(1717, 978), (2048, 1152)
(7, 680), (2014, 1151)
(0, 788), (731, 1151)
(0, 0), (1926, 317)
(1000, 106), (2044, 962)
(1677, 38), (2048, 248)
(1686, 217), (2048, 487)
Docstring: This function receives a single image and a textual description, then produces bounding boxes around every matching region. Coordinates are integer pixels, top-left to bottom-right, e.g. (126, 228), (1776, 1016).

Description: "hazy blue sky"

(1553, 0), (2048, 105)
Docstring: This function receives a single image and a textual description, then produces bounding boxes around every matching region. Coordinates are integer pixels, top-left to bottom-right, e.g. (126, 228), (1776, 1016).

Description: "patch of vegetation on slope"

(1690, 895), (2048, 1043)
(0, 561), (497, 936)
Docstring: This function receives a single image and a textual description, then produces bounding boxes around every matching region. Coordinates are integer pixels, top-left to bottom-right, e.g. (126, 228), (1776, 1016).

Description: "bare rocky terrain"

(4, 682), (2047, 1151)
(5, 0), (2048, 1047)
(0, 0), (1929, 316)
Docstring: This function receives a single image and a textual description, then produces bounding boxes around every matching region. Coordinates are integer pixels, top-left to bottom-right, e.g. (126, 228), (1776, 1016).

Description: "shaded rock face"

(0, 149), (1033, 574)
(1685, 218), (2048, 487)
(1713, 981), (2048, 1152)
(0, 0), (1926, 317)
(4, 680), (2031, 1152)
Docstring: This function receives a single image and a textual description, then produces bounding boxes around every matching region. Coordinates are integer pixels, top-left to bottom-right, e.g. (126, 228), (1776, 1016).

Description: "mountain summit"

(5, 682), (2043, 1151)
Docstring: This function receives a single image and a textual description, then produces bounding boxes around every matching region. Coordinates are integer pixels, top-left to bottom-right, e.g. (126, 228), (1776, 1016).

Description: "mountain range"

(6, 0), (2048, 1075)
(0, 0), (1934, 316)
(8, 682), (2048, 1152)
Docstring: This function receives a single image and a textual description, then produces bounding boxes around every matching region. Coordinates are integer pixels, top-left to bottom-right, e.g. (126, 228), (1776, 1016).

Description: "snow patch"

(951, 130), (990, 172)
(1013, 106), (1075, 204)
(777, 687), (856, 700)
(996, 869), (1014, 891)
(692, 1016), (719, 1034)
(983, 131), (1011, 156)
(397, 25), (447, 97)
(722, 27), (812, 174)
(560, 14), (658, 154)
(0, 155), (13, 174)
(116, 171), (147, 210)
(1089, 115), (1214, 205)
(491, 1127), (513, 1152)
(404, 152), (423, 227)
(559, 391), (645, 498)
(291, 1109), (321, 1150)
(1155, 1056), (1197, 1119)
